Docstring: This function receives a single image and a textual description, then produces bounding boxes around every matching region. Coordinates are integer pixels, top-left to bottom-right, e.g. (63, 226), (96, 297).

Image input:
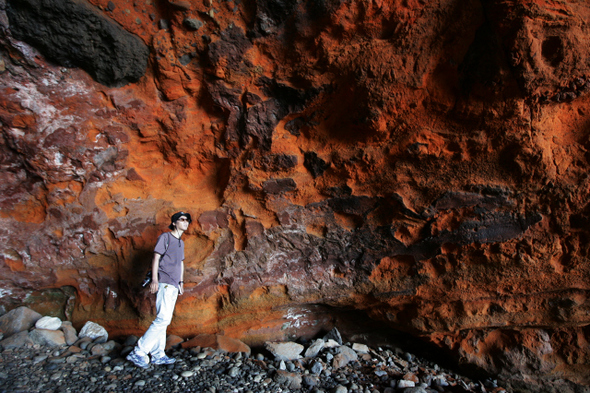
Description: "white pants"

(135, 283), (178, 358)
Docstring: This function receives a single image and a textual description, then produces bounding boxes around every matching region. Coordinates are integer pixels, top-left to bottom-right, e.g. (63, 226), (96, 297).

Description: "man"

(127, 211), (191, 368)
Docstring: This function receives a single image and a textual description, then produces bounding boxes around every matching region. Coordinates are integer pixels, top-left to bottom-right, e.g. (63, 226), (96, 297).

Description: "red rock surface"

(1, 0), (590, 389)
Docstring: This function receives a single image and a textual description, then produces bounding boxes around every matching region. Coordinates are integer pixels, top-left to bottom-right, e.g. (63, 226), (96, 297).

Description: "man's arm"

(179, 261), (184, 295)
(149, 253), (161, 294)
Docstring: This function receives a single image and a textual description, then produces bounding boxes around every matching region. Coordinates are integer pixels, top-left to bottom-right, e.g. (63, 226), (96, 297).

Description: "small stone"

(227, 366), (240, 377)
(33, 354), (49, 364)
(303, 374), (319, 387)
(273, 370), (302, 390)
(184, 18), (203, 30)
(181, 370), (194, 377)
(311, 361), (323, 375)
(159, 19), (169, 29)
(135, 380), (146, 386)
(397, 380), (416, 388)
(91, 344), (107, 356)
(333, 385), (347, 393)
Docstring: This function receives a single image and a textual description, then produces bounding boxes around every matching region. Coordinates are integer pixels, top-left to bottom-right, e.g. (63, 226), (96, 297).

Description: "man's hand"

(179, 282), (184, 295)
(149, 280), (159, 294)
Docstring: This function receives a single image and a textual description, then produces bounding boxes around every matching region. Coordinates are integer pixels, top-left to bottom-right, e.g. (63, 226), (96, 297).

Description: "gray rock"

(323, 328), (342, 345)
(333, 346), (358, 369)
(303, 374), (319, 387)
(0, 306), (42, 338)
(78, 321), (108, 342)
(0, 330), (34, 349)
(123, 335), (139, 347)
(352, 343), (369, 354)
(311, 361), (323, 375)
(403, 387), (428, 393)
(29, 329), (66, 347)
(227, 366), (240, 377)
(183, 18), (203, 30)
(75, 337), (93, 350)
(264, 342), (304, 361)
(60, 323), (78, 345)
(33, 354), (49, 364)
(333, 385), (347, 393)
(91, 343), (107, 356)
(397, 380), (416, 388)
(305, 339), (325, 358)
(35, 316), (62, 330)
(158, 19), (169, 30)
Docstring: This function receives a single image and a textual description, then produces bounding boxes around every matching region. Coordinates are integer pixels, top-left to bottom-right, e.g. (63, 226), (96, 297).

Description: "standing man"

(127, 211), (191, 368)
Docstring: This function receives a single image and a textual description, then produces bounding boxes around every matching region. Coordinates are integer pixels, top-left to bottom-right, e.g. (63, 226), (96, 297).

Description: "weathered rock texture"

(1, 0), (590, 390)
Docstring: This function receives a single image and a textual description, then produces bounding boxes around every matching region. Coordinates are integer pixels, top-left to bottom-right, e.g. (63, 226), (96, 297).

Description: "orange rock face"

(1, 0), (590, 389)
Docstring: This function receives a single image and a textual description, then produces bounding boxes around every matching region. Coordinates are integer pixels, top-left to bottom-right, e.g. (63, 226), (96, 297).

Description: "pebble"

(0, 335), (512, 393)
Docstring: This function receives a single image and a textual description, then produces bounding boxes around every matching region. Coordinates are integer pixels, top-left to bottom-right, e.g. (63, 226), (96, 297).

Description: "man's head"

(169, 211), (192, 230)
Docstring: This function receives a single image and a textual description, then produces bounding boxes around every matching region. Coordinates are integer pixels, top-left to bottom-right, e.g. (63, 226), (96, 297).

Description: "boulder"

(78, 321), (108, 342)
(29, 329), (66, 347)
(265, 341), (304, 361)
(60, 322), (78, 345)
(35, 316), (62, 330)
(0, 330), (34, 349)
(333, 345), (358, 369)
(0, 307), (42, 338)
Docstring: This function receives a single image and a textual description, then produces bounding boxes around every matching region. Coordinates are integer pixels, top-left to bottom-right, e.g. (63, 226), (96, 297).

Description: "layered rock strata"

(1, 0), (590, 389)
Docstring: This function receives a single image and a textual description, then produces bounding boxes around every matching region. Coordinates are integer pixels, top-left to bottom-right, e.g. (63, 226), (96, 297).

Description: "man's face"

(176, 216), (190, 231)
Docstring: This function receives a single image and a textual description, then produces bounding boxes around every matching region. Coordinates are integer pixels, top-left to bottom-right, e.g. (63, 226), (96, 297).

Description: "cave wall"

(1, 0), (590, 389)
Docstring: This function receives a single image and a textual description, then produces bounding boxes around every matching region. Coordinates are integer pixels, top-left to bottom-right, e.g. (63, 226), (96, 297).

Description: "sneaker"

(126, 351), (149, 368)
(152, 355), (176, 365)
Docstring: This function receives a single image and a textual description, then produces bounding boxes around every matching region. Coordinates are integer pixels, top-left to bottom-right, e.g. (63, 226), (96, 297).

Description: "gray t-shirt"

(154, 232), (184, 289)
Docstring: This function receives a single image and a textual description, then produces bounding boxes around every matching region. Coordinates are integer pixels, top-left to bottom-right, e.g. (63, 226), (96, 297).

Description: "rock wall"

(1, 0), (590, 390)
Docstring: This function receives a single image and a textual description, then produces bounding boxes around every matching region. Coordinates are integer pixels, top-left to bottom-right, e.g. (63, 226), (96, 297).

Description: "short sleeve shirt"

(154, 232), (184, 289)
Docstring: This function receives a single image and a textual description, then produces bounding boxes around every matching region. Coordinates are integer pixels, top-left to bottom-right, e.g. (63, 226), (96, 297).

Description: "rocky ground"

(0, 336), (507, 393)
